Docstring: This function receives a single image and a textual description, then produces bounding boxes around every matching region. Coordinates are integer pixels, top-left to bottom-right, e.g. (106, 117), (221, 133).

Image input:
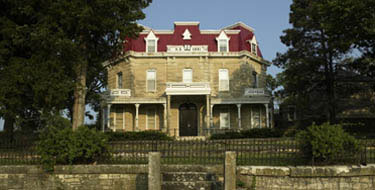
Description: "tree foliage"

(274, 0), (375, 122)
(0, 0), (152, 131)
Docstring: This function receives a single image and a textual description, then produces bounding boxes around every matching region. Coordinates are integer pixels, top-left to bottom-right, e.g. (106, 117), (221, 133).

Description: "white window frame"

(146, 107), (157, 130)
(146, 69), (156, 92)
(252, 71), (258, 88)
(248, 35), (258, 56)
(216, 31), (230, 52)
(117, 72), (123, 89)
(220, 107), (230, 129)
(144, 31), (159, 53)
(183, 69), (193, 83)
(219, 69), (229, 91)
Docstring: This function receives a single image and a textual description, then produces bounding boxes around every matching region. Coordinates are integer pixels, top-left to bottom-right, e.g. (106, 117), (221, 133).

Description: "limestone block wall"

(0, 165), (148, 190)
(238, 165), (375, 190)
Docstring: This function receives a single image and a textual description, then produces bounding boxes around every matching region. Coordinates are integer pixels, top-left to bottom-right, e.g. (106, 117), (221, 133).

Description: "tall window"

(117, 72), (123, 89)
(147, 70), (156, 92)
(216, 31), (230, 52)
(252, 71), (258, 88)
(219, 69), (229, 91)
(219, 39), (228, 52)
(183, 69), (192, 83)
(146, 107), (156, 130)
(145, 31), (158, 53)
(147, 39), (156, 53)
(251, 43), (257, 55)
(220, 107), (230, 129)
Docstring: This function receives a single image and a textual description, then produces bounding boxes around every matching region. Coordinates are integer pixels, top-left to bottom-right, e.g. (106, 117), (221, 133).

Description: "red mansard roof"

(124, 22), (263, 58)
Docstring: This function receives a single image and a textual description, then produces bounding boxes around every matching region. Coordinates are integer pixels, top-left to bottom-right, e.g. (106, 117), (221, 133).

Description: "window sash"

(219, 69), (229, 91)
(183, 69), (192, 83)
(147, 40), (156, 52)
(219, 39), (227, 52)
(220, 111), (230, 129)
(147, 70), (156, 91)
(146, 108), (156, 130)
(251, 43), (257, 55)
(117, 72), (123, 89)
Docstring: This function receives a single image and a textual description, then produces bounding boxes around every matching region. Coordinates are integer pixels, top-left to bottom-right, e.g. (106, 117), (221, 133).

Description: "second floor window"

(147, 70), (156, 92)
(117, 72), (123, 89)
(252, 71), (258, 88)
(219, 69), (229, 91)
(183, 69), (192, 83)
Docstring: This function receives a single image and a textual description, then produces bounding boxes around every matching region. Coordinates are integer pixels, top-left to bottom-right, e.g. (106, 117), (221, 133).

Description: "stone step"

(163, 172), (217, 182)
(162, 181), (223, 190)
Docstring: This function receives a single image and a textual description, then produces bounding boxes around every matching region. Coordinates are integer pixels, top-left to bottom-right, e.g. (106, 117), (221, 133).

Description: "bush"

(296, 122), (361, 164)
(105, 130), (173, 141)
(37, 117), (108, 171)
(209, 128), (283, 140)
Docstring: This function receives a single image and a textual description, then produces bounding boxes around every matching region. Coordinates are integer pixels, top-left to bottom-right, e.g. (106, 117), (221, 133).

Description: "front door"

(179, 103), (197, 136)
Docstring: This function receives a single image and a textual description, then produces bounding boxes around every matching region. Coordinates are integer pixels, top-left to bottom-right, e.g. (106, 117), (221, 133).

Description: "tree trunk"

(3, 114), (15, 139)
(72, 61), (88, 130)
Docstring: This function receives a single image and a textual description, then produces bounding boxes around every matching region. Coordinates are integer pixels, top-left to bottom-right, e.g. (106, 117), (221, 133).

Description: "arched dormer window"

(216, 31), (230, 52)
(248, 35), (258, 56)
(144, 31), (159, 53)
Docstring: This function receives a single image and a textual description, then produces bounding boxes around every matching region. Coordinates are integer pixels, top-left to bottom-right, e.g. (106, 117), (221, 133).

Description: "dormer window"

(248, 35), (258, 56)
(145, 31), (159, 53)
(216, 31), (230, 52)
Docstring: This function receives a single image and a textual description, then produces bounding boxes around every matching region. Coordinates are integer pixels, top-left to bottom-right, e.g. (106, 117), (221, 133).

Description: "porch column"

(107, 104), (112, 130)
(163, 103), (167, 132)
(237, 104), (242, 130)
(167, 95), (171, 135)
(123, 106), (126, 131)
(206, 95), (210, 135)
(135, 104), (140, 131)
(102, 107), (105, 132)
(210, 104), (214, 127)
(264, 103), (269, 128)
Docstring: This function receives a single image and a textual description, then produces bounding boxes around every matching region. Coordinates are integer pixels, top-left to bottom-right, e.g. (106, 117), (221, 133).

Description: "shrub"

(296, 122), (361, 164)
(209, 128), (283, 140)
(105, 130), (173, 141)
(37, 118), (108, 171)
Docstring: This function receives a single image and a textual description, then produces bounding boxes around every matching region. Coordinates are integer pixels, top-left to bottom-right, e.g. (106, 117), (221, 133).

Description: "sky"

(0, 0), (293, 131)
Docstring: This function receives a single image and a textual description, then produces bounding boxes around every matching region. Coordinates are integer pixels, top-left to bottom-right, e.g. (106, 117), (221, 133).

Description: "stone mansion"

(101, 21), (271, 137)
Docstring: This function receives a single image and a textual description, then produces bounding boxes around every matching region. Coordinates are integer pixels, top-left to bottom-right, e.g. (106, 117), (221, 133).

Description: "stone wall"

(0, 165), (148, 190)
(238, 165), (375, 190)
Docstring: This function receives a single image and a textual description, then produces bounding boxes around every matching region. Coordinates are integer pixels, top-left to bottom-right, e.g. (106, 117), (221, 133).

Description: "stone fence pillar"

(225, 151), (236, 190)
(148, 152), (161, 190)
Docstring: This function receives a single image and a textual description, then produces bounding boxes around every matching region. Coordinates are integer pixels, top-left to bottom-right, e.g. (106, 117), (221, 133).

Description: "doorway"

(179, 103), (198, 136)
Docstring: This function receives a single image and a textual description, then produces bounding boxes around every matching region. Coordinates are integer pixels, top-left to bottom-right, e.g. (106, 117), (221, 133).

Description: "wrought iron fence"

(1, 138), (375, 166)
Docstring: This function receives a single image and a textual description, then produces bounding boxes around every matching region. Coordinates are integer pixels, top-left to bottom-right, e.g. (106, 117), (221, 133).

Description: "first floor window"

(147, 70), (156, 91)
(220, 108), (230, 129)
(146, 108), (156, 130)
(219, 69), (229, 91)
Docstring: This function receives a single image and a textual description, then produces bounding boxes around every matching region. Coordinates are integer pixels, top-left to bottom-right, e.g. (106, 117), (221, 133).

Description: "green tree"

(274, 0), (375, 123)
(0, 0), (152, 131)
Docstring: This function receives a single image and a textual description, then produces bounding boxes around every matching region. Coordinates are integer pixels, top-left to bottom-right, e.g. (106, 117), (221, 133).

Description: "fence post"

(225, 151), (236, 190)
(148, 152), (161, 190)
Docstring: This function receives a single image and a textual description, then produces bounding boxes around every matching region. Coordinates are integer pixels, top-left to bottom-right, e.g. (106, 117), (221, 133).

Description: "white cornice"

(122, 50), (271, 66)
(174, 21), (200, 26)
(223, 21), (255, 32)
